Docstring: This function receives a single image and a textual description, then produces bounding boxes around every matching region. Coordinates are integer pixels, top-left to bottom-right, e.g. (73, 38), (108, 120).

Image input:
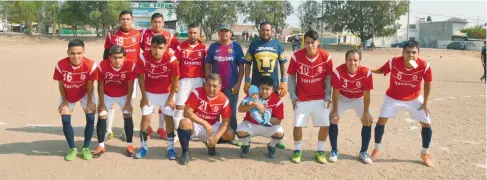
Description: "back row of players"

(53, 10), (433, 166)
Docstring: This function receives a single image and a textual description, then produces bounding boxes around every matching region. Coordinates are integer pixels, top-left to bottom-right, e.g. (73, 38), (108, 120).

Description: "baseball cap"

(219, 23), (232, 31)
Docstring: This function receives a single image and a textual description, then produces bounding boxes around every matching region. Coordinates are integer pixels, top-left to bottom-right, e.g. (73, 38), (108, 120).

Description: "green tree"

(241, 1), (293, 38)
(176, 1), (240, 40)
(2, 1), (43, 35)
(461, 25), (486, 39)
(298, 0), (321, 31)
(322, 1), (408, 47)
(59, 1), (90, 36)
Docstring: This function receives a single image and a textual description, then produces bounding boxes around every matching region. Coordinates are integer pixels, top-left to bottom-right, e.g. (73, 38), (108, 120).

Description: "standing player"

(173, 24), (206, 132)
(140, 13), (180, 139)
(480, 41), (486, 82)
(237, 76), (285, 159)
(370, 40), (433, 167)
(243, 22), (287, 149)
(205, 23), (245, 145)
(93, 45), (137, 158)
(53, 39), (97, 161)
(103, 10), (141, 141)
(288, 30), (333, 164)
(176, 73), (235, 165)
(328, 49), (374, 164)
(133, 35), (179, 160)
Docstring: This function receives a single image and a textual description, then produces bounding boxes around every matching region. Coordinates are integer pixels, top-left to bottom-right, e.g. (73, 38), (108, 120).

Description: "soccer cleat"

(126, 145), (136, 157)
(267, 145), (276, 159)
(81, 148), (92, 160)
(134, 147), (148, 159)
(240, 145), (250, 158)
(208, 147), (217, 156)
(167, 148), (177, 160)
(328, 150), (339, 162)
(181, 152), (190, 165)
(291, 150), (302, 163)
(65, 148), (77, 161)
(92, 146), (106, 158)
(360, 151), (373, 164)
(315, 151), (328, 164)
(104, 131), (114, 141)
(421, 153), (433, 167)
(370, 149), (381, 161)
(157, 128), (168, 140)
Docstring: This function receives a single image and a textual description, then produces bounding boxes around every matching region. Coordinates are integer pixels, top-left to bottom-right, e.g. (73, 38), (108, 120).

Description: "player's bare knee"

(377, 117), (388, 125)
(237, 131), (249, 138)
(420, 122), (431, 128)
(223, 129), (235, 140)
(60, 109), (72, 116)
(271, 132), (284, 139)
(84, 109), (95, 114)
(178, 118), (192, 129)
(331, 118), (339, 124)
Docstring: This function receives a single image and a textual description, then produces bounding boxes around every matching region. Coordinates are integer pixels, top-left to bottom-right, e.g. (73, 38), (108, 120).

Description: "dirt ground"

(0, 35), (485, 180)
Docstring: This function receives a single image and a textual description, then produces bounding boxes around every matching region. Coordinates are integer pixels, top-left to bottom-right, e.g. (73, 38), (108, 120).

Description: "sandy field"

(0, 35), (485, 180)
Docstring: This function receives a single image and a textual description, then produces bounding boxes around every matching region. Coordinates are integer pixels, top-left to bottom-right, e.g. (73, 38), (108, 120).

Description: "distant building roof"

(446, 17), (468, 23)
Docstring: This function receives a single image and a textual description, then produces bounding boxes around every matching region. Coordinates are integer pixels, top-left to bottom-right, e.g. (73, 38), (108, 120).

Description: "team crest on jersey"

(413, 75), (418, 81)
(121, 74), (126, 79)
(80, 74), (86, 81)
(198, 51), (202, 57)
(163, 66), (168, 72)
(318, 66), (323, 73)
(356, 81), (362, 88)
(213, 106), (219, 112)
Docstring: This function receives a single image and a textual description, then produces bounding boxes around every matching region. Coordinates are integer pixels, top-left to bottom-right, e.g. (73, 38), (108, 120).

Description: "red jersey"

(332, 64), (373, 99)
(244, 93), (284, 125)
(380, 56), (432, 101)
(104, 28), (141, 63)
(287, 48), (334, 101)
(140, 29), (180, 52)
(53, 57), (98, 103)
(175, 41), (206, 79)
(98, 60), (137, 97)
(135, 51), (179, 94)
(185, 87), (231, 125)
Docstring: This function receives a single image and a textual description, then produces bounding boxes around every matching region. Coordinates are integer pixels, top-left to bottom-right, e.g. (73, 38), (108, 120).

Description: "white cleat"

(360, 152), (373, 164)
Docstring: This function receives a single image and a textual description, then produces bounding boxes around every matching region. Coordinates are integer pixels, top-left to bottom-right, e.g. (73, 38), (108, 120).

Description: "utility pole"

(406, 0), (410, 41)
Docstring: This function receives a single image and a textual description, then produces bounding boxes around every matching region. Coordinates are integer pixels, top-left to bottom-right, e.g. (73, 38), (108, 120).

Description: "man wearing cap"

(205, 23), (245, 145)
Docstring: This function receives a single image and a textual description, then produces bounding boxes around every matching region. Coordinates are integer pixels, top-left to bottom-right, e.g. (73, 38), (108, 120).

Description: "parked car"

(446, 41), (466, 50)
(390, 41), (407, 48)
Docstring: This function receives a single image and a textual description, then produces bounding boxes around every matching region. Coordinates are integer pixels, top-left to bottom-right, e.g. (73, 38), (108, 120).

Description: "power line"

(411, 10), (486, 22)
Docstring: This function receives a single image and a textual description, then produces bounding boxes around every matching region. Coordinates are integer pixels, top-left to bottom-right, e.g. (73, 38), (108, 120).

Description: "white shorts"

(99, 95), (130, 115)
(59, 94), (95, 111)
(236, 121), (284, 137)
(175, 78), (204, 106)
(294, 100), (330, 127)
(379, 95), (431, 124)
(332, 94), (365, 118)
(141, 92), (174, 116)
(191, 121), (221, 140)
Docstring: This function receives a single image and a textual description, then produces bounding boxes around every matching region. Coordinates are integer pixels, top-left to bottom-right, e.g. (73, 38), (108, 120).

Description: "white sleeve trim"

(89, 63), (97, 76)
(333, 70), (340, 80)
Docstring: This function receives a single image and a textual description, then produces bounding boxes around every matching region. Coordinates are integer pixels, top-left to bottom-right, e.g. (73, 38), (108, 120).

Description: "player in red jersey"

(133, 35), (180, 160)
(103, 10), (141, 141)
(370, 40), (433, 167)
(141, 13), (179, 52)
(140, 13), (180, 140)
(173, 23), (206, 133)
(53, 39), (97, 161)
(176, 73), (235, 165)
(93, 45), (137, 158)
(237, 76), (285, 159)
(328, 49), (374, 164)
(287, 30), (333, 164)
